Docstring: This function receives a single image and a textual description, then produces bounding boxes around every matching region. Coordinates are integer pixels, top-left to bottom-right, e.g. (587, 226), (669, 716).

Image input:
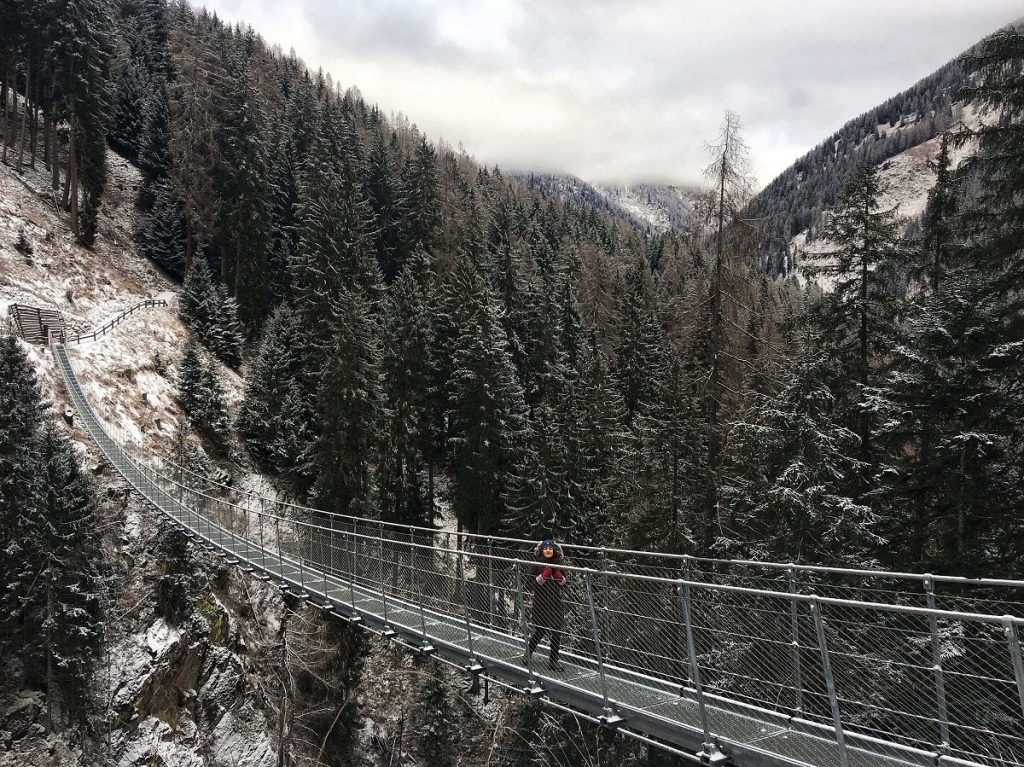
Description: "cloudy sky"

(199, 0), (1020, 187)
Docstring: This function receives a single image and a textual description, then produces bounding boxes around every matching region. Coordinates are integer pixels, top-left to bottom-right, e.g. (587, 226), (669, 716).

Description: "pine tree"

(238, 303), (303, 472)
(156, 425), (208, 625)
(364, 128), (408, 282)
(16, 423), (105, 729)
(877, 276), (1021, 572)
(870, 28), (1024, 574)
(167, 7), (224, 269)
(137, 81), (172, 187)
(266, 126), (298, 306)
(802, 162), (906, 472)
(0, 335), (45, 650)
(725, 356), (879, 565)
(177, 337), (207, 418)
(177, 338), (230, 446)
(291, 101), (379, 341)
(613, 259), (667, 427)
(179, 255), (217, 334)
(49, 0), (113, 244)
(958, 26), (1024, 298)
(405, 136), (441, 256)
(559, 339), (630, 546)
(414, 666), (459, 767)
(135, 178), (186, 277)
(179, 256), (243, 367)
(633, 355), (706, 552)
(379, 268), (435, 525)
(505, 402), (568, 540)
(310, 287), (382, 518)
(217, 54), (271, 331)
(699, 112), (759, 550)
(921, 131), (957, 292)
(445, 264), (530, 535)
(209, 286), (243, 368)
(109, 60), (148, 160)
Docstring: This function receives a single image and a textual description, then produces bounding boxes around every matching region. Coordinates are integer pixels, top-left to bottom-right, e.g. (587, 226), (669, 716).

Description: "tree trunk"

(221, 249), (231, 292)
(51, 118), (61, 200)
(29, 89), (38, 168)
(62, 141), (72, 209)
(956, 444), (967, 563)
(43, 114), (50, 170)
(672, 434), (680, 531)
(68, 115), (79, 237)
(2, 66), (12, 164)
(277, 606), (290, 767)
(859, 220), (870, 465)
(16, 58), (30, 171)
(706, 146), (729, 548)
(45, 583), (55, 734)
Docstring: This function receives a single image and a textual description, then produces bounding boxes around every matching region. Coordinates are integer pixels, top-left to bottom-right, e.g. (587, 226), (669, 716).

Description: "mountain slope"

(745, 31), (990, 273)
(512, 172), (700, 235)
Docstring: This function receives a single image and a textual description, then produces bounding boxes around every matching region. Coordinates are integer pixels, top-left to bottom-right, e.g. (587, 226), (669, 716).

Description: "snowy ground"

(0, 150), (243, 457)
(0, 150), (170, 322)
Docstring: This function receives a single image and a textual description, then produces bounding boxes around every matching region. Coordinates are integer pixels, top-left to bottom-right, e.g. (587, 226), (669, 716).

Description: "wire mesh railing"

(97, 440), (1024, 619)
(52, 337), (1024, 767)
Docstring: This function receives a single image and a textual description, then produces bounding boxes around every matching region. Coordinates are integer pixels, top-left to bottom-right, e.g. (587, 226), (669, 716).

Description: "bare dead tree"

(700, 111), (758, 547)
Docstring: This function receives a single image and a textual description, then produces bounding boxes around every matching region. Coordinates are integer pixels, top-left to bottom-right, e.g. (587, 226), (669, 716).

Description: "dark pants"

(528, 627), (561, 661)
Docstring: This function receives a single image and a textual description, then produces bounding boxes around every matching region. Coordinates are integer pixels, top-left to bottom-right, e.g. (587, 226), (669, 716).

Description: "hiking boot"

(549, 659), (565, 672)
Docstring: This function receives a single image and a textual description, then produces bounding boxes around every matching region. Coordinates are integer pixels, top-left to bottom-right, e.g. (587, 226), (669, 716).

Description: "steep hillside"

(789, 101), (985, 275)
(745, 32), (985, 273)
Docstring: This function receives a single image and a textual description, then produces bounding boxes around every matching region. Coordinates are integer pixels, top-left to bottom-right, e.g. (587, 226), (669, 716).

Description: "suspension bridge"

(45, 300), (1024, 767)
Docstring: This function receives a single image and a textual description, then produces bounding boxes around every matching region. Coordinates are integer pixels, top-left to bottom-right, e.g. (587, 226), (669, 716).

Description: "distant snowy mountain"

(512, 172), (701, 235)
(593, 182), (701, 234)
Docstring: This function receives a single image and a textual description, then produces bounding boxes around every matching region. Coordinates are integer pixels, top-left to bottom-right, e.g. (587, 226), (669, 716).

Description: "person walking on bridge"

(522, 538), (567, 671)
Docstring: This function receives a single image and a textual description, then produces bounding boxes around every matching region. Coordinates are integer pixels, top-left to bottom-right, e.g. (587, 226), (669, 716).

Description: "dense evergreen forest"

(2, 0), (1022, 576)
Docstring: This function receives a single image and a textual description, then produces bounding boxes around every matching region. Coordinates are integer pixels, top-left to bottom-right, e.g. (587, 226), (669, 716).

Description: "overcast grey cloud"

(197, 0), (1021, 187)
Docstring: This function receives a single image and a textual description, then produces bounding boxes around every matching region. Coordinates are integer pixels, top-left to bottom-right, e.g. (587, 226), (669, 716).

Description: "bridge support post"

(461, 550), (483, 675)
(348, 525), (362, 623)
(320, 514), (330, 607)
(259, 495), (268, 577)
(1006, 616), (1024, 726)
(678, 578), (720, 760)
(486, 538), (494, 629)
(516, 563), (541, 694)
(810, 598), (849, 767)
(297, 519), (309, 598)
(379, 521), (395, 638)
(787, 566), (804, 717)
(276, 516), (284, 584)
(586, 573), (622, 726)
(411, 527), (433, 655)
(923, 576), (950, 751)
